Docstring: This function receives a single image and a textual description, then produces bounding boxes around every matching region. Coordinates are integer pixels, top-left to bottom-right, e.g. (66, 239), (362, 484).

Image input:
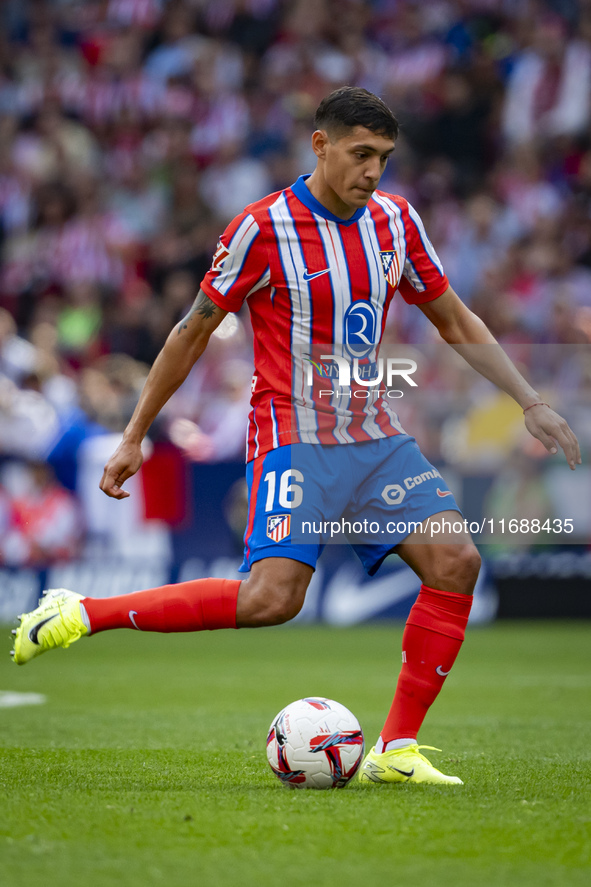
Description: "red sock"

(380, 585), (472, 744)
(82, 578), (240, 634)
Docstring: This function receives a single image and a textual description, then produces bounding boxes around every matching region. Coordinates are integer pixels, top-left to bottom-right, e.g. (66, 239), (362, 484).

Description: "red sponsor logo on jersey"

(267, 514), (291, 542)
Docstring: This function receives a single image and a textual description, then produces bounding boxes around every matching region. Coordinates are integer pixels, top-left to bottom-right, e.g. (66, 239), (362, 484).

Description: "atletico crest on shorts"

(267, 514), (291, 542)
(379, 250), (398, 287)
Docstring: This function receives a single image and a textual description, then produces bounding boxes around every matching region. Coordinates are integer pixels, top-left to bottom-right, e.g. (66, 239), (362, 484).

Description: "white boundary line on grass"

(0, 690), (47, 708)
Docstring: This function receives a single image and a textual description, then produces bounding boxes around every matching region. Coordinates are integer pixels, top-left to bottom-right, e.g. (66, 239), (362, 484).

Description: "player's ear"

(311, 129), (329, 159)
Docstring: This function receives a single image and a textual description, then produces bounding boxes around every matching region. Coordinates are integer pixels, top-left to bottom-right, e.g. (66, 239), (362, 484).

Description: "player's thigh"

(346, 437), (464, 576)
(237, 556), (314, 627)
(395, 510), (481, 595)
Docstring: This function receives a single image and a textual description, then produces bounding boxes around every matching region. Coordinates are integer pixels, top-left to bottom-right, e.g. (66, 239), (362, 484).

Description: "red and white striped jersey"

(201, 175), (449, 462)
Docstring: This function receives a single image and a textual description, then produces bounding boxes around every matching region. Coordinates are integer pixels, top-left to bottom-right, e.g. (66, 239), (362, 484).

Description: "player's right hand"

(100, 440), (144, 499)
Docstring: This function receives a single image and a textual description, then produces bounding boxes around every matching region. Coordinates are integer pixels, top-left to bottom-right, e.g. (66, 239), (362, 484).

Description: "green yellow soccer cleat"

(10, 588), (87, 665)
(358, 744), (463, 785)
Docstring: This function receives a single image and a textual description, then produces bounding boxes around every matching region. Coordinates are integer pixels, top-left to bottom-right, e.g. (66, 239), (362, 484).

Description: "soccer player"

(11, 88), (581, 785)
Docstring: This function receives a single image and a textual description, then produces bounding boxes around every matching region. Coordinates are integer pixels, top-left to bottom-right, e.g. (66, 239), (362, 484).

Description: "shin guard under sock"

(380, 584), (472, 744)
(82, 578), (240, 634)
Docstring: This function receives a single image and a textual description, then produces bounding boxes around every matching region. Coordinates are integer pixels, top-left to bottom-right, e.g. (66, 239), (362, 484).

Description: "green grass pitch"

(1, 622), (590, 887)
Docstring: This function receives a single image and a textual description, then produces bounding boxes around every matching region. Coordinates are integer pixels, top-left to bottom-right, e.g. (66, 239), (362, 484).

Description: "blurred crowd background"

(1, 0), (591, 567)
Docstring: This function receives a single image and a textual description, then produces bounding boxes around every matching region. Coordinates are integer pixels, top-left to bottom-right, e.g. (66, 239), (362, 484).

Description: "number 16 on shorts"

(241, 448), (317, 571)
(263, 469), (304, 511)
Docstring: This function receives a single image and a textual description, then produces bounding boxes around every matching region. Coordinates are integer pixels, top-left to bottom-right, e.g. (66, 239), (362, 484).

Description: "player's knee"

(448, 544), (481, 594)
(430, 544), (481, 595)
(237, 575), (306, 627)
(258, 592), (304, 626)
(243, 590), (303, 626)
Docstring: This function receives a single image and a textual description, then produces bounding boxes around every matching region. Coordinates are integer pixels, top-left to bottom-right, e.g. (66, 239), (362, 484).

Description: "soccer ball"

(266, 697), (365, 789)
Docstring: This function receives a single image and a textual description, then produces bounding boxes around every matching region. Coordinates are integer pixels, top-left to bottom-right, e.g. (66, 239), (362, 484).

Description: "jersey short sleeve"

(200, 211), (270, 313)
(397, 201), (449, 305)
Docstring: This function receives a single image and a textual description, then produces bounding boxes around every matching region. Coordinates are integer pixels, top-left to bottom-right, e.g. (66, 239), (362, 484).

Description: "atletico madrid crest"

(211, 240), (230, 271)
(267, 514), (291, 542)
(379, 249), (399, 287)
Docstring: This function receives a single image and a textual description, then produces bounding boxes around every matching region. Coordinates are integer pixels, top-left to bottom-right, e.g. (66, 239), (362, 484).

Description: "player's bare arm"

(100, 290), (228, 499)
(419, 286), (582, 470)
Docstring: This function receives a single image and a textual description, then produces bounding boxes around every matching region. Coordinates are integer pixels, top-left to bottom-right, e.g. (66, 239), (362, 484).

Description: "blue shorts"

(239, 436), (461, 576)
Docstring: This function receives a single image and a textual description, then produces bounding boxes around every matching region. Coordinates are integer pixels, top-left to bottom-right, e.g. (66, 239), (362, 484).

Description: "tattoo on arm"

(179, 292), (218, 333)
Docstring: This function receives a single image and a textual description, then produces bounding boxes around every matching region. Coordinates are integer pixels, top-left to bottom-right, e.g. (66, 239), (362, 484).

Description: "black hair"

(314, 87), (399, 141)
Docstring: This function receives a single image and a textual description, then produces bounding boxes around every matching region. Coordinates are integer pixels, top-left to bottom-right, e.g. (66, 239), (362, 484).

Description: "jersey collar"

(291, 175), (367, 226)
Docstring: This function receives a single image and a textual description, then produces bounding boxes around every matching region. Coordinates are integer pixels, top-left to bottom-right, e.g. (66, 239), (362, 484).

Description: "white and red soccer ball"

(266, 697), (364, 789)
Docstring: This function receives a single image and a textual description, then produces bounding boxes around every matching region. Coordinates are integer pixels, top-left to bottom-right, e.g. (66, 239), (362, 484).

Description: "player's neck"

(305, 170), (358, 220)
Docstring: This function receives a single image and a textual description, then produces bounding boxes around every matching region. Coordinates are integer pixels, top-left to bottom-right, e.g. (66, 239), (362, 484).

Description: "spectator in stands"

(0, 0), (590, 566)
(502, 15), (591, 145)
(0, 460), (83, 566)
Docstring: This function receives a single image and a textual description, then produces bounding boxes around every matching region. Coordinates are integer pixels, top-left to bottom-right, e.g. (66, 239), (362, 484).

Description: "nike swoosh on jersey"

(436, 665), (452, 676)
(28, 614), (59, 645)
(302, 268), (330, 281)
(436, 488), (454, 497)
(129, 610), (141, 630)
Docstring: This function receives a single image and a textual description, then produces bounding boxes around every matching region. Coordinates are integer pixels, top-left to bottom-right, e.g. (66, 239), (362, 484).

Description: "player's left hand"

(523, 404), (582, 470)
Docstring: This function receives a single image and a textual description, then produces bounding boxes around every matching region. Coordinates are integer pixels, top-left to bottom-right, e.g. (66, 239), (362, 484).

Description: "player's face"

(310, 126), (395, 218)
